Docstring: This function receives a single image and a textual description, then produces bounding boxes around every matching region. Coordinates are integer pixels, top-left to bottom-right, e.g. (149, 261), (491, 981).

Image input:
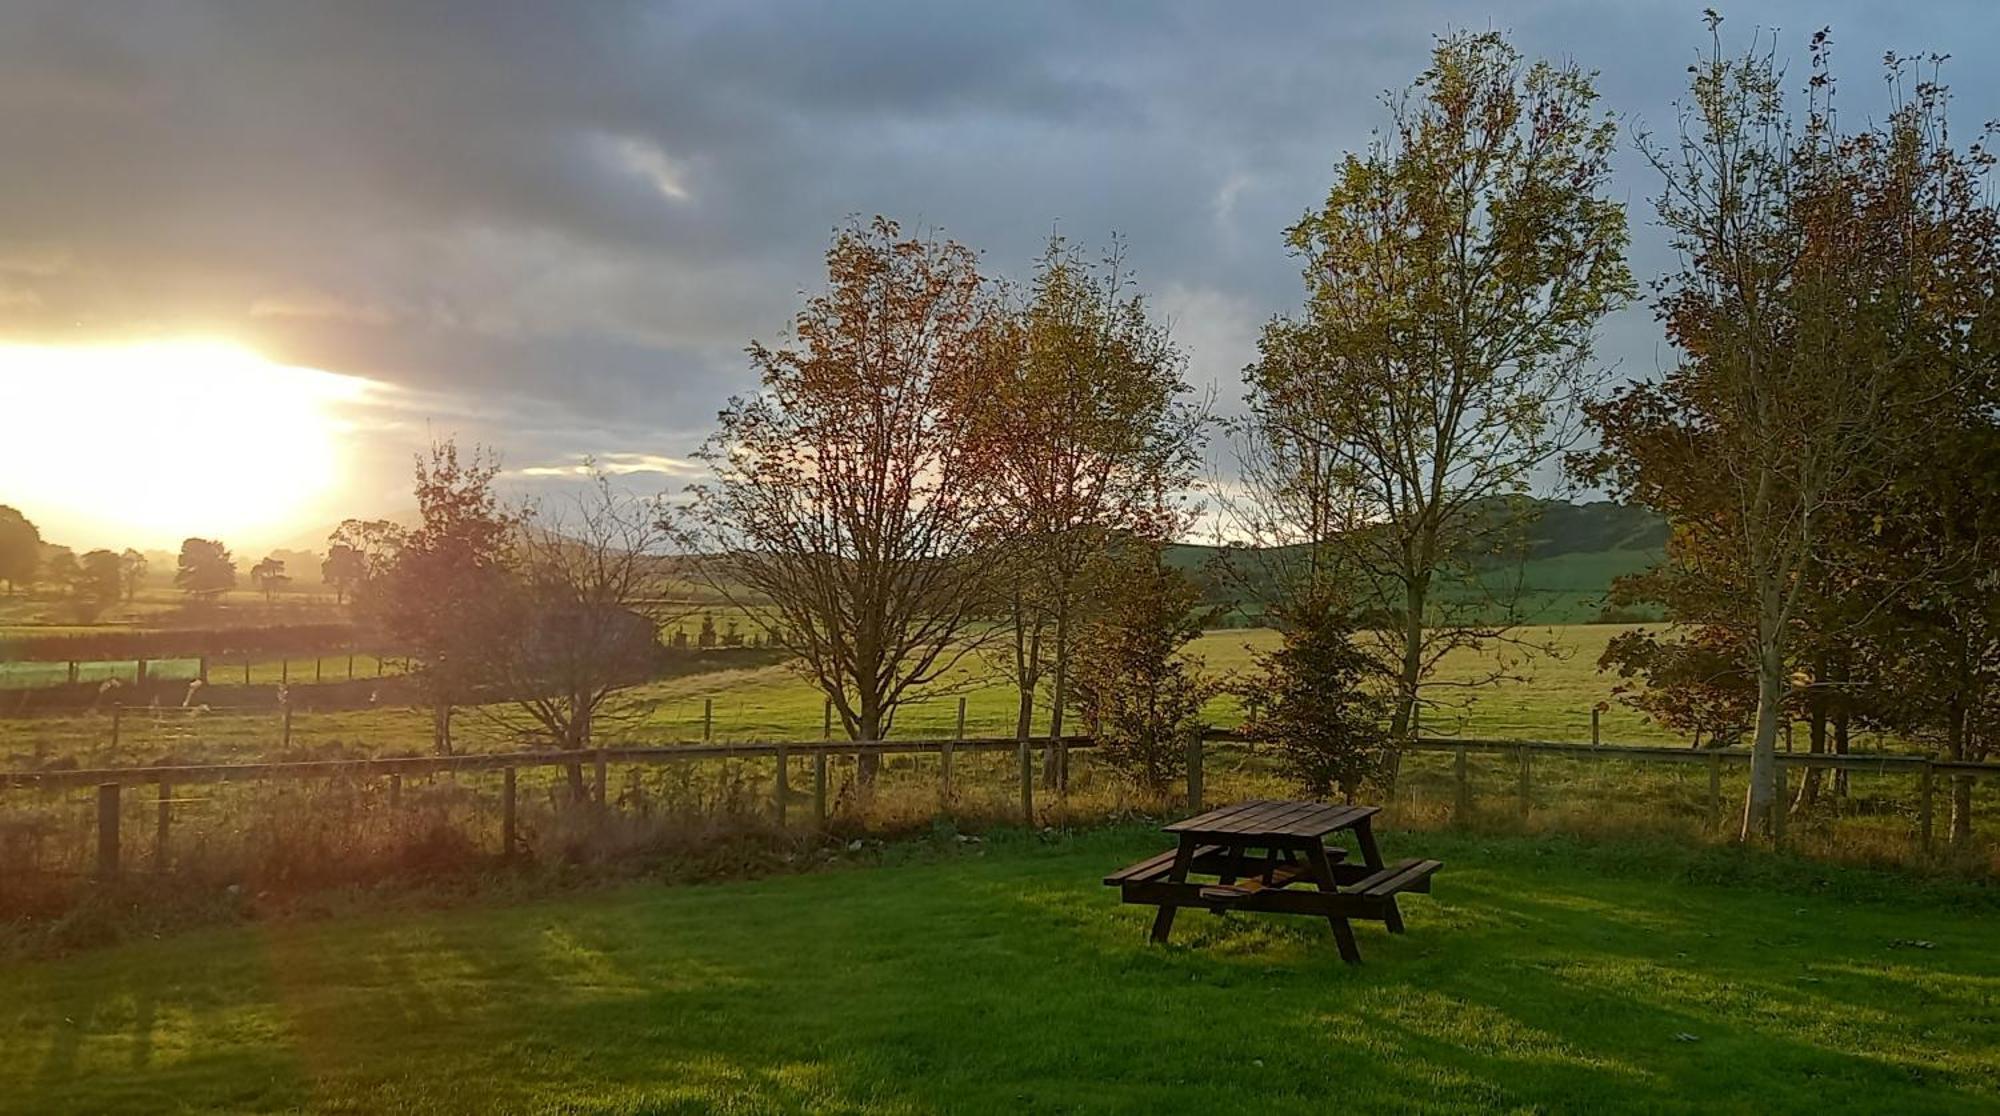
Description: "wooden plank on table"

(1276, 803), (1373, 838)
(1164, 800), (1268, 833)
(1246, 800), (1326, 835)
(1103, 844), (1225, 886)
(1199, 801), (1284, 834)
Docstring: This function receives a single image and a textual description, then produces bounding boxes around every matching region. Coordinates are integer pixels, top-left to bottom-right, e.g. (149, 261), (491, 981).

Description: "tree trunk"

(1382, 576), (1427, 796)
(1946, 694), (1972, 848)
(432, 700), (453, 757)
(857, 693), (882, 784)
(1832, 708), (1850, 801)
(1792, 683), (1826, 815)
(1042, 607), (1068, 790)
(1742, 641), (1784, 841)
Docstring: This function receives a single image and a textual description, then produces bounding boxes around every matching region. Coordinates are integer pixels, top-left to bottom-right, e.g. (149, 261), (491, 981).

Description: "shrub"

(1068, 549), (1214, 794)
(1240, 594), (1388, 801)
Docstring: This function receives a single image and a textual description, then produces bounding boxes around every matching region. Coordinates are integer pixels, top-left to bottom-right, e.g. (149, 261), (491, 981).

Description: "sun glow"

(0, 339), (377, 550)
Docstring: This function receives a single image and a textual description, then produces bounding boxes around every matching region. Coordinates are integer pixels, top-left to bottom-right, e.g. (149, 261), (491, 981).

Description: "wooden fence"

(6, 730), (2000, 880)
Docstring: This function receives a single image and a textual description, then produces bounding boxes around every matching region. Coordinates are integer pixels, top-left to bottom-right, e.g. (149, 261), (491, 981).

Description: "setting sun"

(0, 338), (375, 549)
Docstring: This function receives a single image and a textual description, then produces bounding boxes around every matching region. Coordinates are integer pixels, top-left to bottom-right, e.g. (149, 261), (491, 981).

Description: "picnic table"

(1103, 799), (1442, 964)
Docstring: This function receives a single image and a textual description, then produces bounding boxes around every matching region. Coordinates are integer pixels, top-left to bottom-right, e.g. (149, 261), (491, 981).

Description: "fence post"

(136, 659), (148, 685)
(594, 749), (609, 811)
(1019, 737), (1034, 825)
(814, 747), (829, 829)
(775, 745), (789, 826)
(942, 697), (963, 803)
(281, 700), (293, 749)
(1773, 763), (1788, 845)
(1186, 729), (1204, 813)
(1517, 746), (1531, 821)
(347, 652), (355, 680)
(281, 659), (288, 686)
(315, 657), (322, 683)
(502, 767), (518, 858)
(1708, 753), (1723, 831)
(154, 781), (170, 872)
(1454, 746), (1470, 822)
(1591, 707), (1601, 747)
(111, 702), (122, 750)
(1918, 759), (1935, 855)
(244, 657), (251, 685)
(96, 783), (120, 879)
(389, 772), (402, 808)
(823, 698), (833, 739)
(703, 698), (713, 741)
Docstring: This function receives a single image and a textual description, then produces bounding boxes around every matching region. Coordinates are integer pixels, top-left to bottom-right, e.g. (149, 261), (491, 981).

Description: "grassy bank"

(4, 825), (1997, 1114)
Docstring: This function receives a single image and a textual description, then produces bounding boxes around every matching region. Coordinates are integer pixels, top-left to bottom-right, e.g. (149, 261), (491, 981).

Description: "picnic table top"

(1163, 799), (1380, 841)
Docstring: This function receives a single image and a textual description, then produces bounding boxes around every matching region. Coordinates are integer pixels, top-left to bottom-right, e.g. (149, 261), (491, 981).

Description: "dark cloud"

(5, 0), (2000, 512)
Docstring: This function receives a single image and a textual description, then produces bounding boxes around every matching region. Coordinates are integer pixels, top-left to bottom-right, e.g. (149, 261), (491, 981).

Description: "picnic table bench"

(1103, 799), (1441, 964)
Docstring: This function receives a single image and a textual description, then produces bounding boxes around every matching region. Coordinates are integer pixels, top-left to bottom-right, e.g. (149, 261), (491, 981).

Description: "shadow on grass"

(3, 826), (1998, 1114)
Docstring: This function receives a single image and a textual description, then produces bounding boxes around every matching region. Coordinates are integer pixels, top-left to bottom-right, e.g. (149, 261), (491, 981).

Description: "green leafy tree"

(118, 548), (148, 603)
(1577, 23), (1999, 837)
(174, 538), (236, 603)
(0, 506), (40, 595)
(250, 555), (292, 602)
(320, 544), (365, 606)
(968, 234), (1204, 786)
(1240, 29), (1631, 749)
(72, 549), (122, 622)
(1240, 593), (1389, 802)
(1067, 547), (1214, 795)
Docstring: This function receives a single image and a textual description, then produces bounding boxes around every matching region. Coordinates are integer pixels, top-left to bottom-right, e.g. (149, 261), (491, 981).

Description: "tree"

(250, 556), (292, 602)
(71, 549), (122, 622)
(320, 544), (366, 606)
(1240, 30), (1631, 748)
(372, 441), (518, 755)
(968, 234), (1204, 784)
(1067, 546), (1214, 795)
(1240, 592), (1389, 802)
(174, 538), (236, 603)
(41, 546), (77, 596)
(689, 218), (1006, 780)
(118, 549), (148, 603)
(483, 471), (683, 797)
(0, 506), (39, 595)
(1576, 23), (1997, 837)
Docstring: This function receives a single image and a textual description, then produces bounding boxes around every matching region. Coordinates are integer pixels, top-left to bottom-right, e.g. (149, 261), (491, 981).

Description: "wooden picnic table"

(1103, 799), (1441, 964)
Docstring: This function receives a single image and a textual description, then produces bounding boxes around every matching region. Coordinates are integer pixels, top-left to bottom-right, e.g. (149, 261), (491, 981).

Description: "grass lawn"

(5, 826), (1997, 1114)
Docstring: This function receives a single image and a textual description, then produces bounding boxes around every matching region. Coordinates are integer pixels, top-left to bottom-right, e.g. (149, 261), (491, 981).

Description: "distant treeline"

(0, 623), (377, 664)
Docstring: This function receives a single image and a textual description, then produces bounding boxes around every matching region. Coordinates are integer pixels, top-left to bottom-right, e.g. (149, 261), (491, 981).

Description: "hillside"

(1169, 499), (1665, 625)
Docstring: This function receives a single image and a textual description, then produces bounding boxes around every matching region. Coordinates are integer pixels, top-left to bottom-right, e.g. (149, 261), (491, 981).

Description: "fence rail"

(6, 731), (1998, 882)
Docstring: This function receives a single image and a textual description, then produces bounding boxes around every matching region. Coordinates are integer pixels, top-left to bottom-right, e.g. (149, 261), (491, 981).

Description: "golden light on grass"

(0, 338), (377, 548)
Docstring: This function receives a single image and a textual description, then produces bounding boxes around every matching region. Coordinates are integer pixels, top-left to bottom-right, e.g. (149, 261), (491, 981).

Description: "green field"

(0, 624), (1695, 769)
(5, 825), (1996, 1114)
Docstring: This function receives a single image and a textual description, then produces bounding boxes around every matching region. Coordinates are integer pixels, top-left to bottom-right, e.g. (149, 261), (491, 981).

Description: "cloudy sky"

(5, 1), (1999, 548)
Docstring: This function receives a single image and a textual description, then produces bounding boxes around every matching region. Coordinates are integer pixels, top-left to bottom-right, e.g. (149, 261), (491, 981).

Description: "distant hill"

(1168, 498), (1665, 626)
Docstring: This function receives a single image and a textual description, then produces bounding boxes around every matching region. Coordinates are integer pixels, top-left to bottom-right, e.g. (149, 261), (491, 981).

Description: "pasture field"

(0, 624), (1686, 769)
(4, 825), (1996, 1114)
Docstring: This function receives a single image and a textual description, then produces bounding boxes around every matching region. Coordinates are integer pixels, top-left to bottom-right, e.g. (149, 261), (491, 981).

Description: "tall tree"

(0, 506), (40, 595)
(690, 218), (1005, 778)
(320, 543), (366, 606)
(1577, 23), (1998, 837)
(118, 548), (148, 603)
(372, 441), (518, 754)
(1241, 30), (1631, 744)
(73, 549), (122, 622)
(250, 556), (291, 603)
(969, 234), (1203, 783)
(174, 538), (236, 603)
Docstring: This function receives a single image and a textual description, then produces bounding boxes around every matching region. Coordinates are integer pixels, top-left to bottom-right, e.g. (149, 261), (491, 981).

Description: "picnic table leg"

(1150, 837), (1199, 945)
(1219, 845), (1245, 886)
(1303, 841), (1363, 964)
(1349, 817), (1404, 933)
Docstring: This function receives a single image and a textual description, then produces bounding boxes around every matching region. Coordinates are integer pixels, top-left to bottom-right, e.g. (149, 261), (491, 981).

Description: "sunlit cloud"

(516, 452), (704, 479)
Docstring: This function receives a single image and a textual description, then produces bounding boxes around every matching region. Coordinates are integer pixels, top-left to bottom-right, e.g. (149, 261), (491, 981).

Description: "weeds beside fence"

(3, 731), (1997, 946)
